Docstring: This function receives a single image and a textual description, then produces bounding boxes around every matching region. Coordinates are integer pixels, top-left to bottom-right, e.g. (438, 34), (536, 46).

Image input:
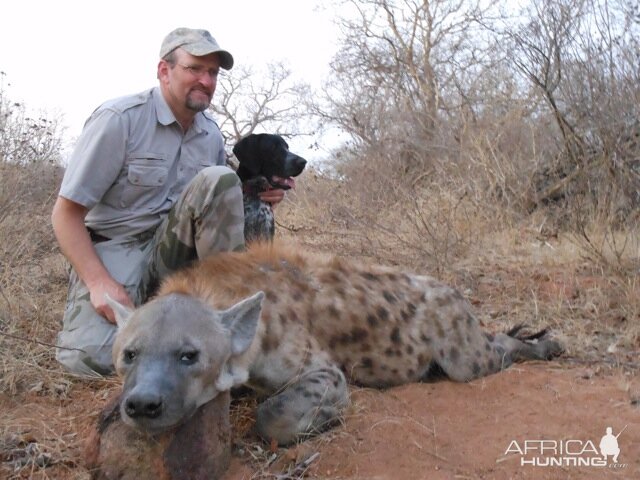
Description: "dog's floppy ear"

(233, 134), (264, 181)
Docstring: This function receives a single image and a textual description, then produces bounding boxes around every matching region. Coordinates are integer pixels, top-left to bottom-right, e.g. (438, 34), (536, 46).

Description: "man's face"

(158, 48), (221, 114)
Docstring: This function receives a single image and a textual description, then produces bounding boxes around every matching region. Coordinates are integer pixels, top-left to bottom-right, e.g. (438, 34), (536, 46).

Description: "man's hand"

(259, 188), (286, 207)
(89, 280), (134, 325)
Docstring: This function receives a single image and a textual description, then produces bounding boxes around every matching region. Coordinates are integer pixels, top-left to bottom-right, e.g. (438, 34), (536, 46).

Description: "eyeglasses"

(176, 63), (220, 80)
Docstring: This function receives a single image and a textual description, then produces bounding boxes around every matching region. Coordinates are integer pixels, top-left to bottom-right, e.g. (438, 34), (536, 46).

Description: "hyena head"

(106, 291), (264, 432)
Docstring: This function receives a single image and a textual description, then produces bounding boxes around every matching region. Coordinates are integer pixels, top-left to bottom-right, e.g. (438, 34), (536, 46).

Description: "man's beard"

(185, 90), (212, 112)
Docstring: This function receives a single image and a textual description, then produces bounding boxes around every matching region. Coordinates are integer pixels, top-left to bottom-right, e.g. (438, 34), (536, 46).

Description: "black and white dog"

(233, 134), (307, 243)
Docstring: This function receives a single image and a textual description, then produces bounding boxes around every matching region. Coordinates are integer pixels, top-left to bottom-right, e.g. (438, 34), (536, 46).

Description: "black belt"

(87, 228), (111, 243)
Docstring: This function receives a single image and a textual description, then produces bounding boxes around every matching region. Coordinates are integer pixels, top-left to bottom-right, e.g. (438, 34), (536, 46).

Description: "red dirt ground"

(2, 363), (639, 479)
(224, 363), (640, 480)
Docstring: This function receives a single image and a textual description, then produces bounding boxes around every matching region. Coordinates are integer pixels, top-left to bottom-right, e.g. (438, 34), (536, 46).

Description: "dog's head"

(233, 134), (307, 191)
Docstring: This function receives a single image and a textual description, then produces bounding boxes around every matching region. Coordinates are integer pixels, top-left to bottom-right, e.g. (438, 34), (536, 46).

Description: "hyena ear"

(104, 293), (134, 329)
(220, 291), (264, 355)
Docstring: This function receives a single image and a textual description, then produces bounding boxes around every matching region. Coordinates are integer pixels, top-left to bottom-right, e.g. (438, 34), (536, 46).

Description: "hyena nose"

(124, 393), (164, 419)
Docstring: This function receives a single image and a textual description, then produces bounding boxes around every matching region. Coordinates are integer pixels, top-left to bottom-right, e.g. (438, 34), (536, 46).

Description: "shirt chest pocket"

(128, 163), (168, 186)
(120, 153), (170, 210)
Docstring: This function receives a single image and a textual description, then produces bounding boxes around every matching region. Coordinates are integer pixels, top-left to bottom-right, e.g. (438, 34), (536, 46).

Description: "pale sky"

(0, 0), (339, 158)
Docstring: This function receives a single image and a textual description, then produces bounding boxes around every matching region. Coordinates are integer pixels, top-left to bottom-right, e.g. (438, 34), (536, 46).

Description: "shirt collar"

(153, 87), (176, 126)
(191, 110), (209, 134)
(153, 87), (208, 135)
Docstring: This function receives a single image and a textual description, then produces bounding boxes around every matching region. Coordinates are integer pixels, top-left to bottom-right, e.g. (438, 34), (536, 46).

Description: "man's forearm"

(51, 197), (112, 289)
(52, 196), (134, 322)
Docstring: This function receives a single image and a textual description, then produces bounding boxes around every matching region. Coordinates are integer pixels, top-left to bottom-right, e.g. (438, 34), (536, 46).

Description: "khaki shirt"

(59, 87), (226, 238)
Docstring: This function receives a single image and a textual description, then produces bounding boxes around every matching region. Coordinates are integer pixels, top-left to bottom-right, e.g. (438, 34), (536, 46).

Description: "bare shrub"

(312, 0), (639, 273)
(210, 61), (312, 157)
(310, 0), (535, 267)
(0, 79), (67, 395)
(0, 72), (64, 165)
(496, 0), (640, 222)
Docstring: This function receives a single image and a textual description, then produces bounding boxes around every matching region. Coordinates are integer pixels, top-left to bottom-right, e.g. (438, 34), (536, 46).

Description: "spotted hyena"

(107, 242), (563, 446)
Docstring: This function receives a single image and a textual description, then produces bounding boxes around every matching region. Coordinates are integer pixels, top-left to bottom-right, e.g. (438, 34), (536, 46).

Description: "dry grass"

(1, 158), (639, 478)
(0, 163), (67, 395)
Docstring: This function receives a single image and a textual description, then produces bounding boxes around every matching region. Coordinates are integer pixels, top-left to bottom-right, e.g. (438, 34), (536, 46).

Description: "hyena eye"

(180, 351), (199, 365)
(123, 349), (137, 363)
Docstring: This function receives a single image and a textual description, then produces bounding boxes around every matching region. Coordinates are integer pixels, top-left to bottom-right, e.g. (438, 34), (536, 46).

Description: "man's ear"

(157, 59), (171, 83)
(219, 291), (264, 355)
(104, 293), (135, 329)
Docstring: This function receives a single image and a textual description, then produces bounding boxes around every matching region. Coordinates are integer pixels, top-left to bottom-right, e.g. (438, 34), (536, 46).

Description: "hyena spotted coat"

(150, 242), (562, 444)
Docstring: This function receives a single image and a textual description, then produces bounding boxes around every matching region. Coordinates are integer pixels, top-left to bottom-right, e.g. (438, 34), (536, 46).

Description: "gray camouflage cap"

(160, 27), (234, 70)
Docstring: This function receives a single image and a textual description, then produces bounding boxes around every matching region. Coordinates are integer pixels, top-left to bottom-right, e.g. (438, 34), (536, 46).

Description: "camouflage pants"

(56, 166), (245, 377)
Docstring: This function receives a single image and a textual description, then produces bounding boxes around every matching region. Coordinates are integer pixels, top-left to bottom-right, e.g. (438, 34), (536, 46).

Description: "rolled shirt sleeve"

(59, 109), (128, 209)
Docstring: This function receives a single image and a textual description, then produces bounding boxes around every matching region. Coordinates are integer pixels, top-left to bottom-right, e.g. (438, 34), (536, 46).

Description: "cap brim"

(183, 44), (234, 70)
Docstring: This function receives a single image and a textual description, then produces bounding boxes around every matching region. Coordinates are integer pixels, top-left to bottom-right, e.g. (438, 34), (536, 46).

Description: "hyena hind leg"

(426, 324), (563, 383)
(255, 365), (349, 446)
(492, 325), (564, 367)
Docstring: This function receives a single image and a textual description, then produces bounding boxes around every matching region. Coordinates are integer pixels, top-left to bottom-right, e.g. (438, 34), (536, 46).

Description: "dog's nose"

(286, 151), (307, 175)
(124, 393), (164, 419)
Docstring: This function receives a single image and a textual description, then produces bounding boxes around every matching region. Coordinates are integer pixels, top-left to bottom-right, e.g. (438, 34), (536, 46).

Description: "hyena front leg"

(255, 363), (349, 445)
